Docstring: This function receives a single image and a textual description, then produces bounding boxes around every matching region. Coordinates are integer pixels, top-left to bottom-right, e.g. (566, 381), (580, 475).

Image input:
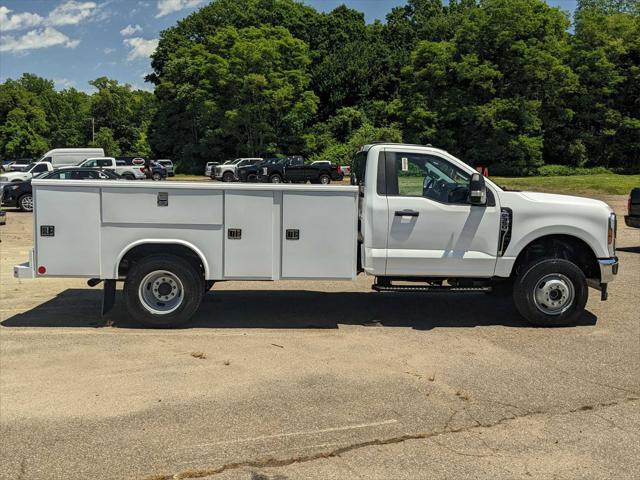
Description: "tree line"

(1, 0), (638, 174)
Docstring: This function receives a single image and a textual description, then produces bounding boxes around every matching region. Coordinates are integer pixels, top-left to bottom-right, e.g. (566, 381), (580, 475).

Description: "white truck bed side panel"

(224, 190), (275, 278)
(281, 191), (357, 279)
(101, 225), (223, 279)
(101, 187), (223, 225)
(34, 186), (101, 276)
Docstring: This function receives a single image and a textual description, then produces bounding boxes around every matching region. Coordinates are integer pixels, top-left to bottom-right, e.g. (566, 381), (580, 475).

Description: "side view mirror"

(469, 172), (487, 206)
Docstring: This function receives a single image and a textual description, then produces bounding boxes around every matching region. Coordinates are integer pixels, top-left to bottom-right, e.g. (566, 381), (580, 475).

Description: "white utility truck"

(14, 143), (618, 328)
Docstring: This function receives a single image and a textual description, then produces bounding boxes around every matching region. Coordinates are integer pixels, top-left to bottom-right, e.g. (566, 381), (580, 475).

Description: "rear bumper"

(624, 215), (640, 228)
(598, 256), (619, 284)
(14, 249), (35, 279)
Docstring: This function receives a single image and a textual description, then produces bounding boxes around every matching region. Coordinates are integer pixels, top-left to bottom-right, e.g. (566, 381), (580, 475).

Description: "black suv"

(256, 156), (344, 184)
(625, 188), (640, 228)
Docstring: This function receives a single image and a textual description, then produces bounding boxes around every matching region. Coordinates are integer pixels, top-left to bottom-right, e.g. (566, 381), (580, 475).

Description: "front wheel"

(319, 174), (331, 185)
(152, 172), (162, 181)
(18, 193), (33, 212)
(124, 254), (203, 327)
(513, 258), (588, 327)
(270, 174), (282, 184)
(222, 171), (234, 182)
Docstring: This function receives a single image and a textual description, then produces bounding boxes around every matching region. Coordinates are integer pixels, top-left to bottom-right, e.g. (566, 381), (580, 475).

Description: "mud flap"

(102, 280), (116, 316)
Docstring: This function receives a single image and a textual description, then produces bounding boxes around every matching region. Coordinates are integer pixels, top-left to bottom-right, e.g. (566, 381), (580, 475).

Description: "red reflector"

(37, 266), (46, 274)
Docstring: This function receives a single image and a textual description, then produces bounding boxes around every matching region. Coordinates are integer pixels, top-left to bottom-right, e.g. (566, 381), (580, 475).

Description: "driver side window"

(386, 152), (471, 204)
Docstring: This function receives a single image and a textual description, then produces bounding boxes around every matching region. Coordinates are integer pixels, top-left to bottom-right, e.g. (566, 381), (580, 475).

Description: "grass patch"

(491, 174), (640, 196)
(170, 174), (211, 181)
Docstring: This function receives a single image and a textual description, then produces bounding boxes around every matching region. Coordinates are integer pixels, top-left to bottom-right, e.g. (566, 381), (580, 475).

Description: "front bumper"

(598, 256), (619, 284)
(624, 215), (640, 228)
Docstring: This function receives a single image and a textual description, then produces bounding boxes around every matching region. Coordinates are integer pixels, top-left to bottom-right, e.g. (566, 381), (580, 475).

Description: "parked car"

(157, 159), (174, 177)
(77, 157), (146, 180)
(236, 159), (270, 182)
(205, 162), (220, 177)
(213, 158), (263, 182)
(0, 162), (55, 187)
(148, 161), (168, 181)
(625, 187), (640, 228)
(2, 168), (120, 212)
(257, 156), (343, 184)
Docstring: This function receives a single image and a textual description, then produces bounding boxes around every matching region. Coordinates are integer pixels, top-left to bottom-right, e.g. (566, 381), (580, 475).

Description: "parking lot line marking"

(192, 419), (398, 447)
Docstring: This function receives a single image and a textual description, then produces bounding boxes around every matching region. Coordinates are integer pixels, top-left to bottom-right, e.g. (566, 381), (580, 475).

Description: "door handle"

(395, 209), (419, 217)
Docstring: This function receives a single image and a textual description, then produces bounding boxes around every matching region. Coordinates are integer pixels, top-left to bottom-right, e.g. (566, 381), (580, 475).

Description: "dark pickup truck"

(625, 187), (640, 228)
(256, 156), (344, 184)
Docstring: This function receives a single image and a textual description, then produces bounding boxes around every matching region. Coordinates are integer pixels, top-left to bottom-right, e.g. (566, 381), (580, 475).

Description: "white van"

(38, 148), (105, 167)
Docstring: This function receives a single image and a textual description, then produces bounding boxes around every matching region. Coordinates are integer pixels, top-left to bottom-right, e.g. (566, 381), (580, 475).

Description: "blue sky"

(0, 0), (578, 93)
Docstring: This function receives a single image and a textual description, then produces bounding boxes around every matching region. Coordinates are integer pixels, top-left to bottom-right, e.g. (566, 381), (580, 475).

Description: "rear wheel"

(513, 258), (587, 327)
(124, 254), (203, 327)
(319, 174), (331, 185)
(152, 172), (162, 181)
(222, 171), (234, 182)
(122, 173), (135, 180)
(270, 174), (282, 184)
(18, 193), (33, 212)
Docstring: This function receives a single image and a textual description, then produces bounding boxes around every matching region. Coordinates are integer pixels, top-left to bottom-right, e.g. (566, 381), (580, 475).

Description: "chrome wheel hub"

(533, 273), (574, 316)
(138, 270), (184, 315)
(21, 195), (33, 210)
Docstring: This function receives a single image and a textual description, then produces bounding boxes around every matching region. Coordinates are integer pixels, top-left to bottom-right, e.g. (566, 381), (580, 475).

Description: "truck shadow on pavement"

(1, 288), (598, 330)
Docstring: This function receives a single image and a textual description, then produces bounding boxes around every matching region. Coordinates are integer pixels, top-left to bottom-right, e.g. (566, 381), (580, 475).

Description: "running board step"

(372, 284), (492, 293)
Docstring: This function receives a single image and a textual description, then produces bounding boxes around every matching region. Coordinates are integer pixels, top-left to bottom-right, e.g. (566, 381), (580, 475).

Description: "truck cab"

(355, 144), (617, 326)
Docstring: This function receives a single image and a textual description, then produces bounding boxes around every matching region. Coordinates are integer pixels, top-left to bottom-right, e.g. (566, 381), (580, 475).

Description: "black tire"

(513, 258), (588, 327)
(124, 254), (204, 328)
(18, 193), (33, 212)
(122, 173), (135, 180)
(222, 171), (234, 182)
(152, 172), (162, 181)
(204, 280), (215, 292)
(270, 174), (282, 184)
(319, 174), (331, 185)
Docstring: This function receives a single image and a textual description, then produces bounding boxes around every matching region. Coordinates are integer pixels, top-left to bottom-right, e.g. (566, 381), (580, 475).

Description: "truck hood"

(518, 191), (612, 212)
(0, 171), (31, 181)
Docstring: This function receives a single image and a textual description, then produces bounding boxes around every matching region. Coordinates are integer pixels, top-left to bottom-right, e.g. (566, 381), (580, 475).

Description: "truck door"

(383, 149), (500, 277)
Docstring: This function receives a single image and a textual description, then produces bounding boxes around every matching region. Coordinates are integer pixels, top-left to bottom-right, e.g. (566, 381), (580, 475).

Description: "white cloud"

(123, 37), (158, 60)
(120, 24), (142, 36)
(0, 27), (80, 53)
(47, 1), (97, 27)
(103, 47), (115, 54)
(0, 6), (43, 31)
(155, 0), (204, 18)
(54, 78), (77, 90)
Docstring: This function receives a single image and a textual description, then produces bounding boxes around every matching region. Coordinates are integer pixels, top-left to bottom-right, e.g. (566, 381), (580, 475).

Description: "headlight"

(608, 212), (616, 254)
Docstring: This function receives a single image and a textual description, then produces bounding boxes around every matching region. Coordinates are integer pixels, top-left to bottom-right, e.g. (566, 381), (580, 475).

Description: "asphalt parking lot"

(0, 195), (638, 480)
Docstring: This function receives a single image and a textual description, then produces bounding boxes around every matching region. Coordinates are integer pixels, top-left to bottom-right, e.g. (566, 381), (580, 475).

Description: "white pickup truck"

(77, 157), (146, 180)
(14, 143), (618, 328)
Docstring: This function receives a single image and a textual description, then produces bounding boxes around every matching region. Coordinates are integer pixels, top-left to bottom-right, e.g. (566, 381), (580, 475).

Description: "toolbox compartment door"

(281, 191), (357, 279)
(223, 190), (275, 278)
(34, 185), (101, 276)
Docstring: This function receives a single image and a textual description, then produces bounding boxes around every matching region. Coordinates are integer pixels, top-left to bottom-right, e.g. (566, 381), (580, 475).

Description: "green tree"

(570, 6), (639, 170)
(402, 0), (578, 173)
(150, 24), (317, 168)
(91, 127), (121, 157)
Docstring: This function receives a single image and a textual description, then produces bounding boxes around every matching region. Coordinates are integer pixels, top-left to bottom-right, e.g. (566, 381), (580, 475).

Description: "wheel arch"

(511, 234), (600, 281)
(115, 240), (210, 279)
